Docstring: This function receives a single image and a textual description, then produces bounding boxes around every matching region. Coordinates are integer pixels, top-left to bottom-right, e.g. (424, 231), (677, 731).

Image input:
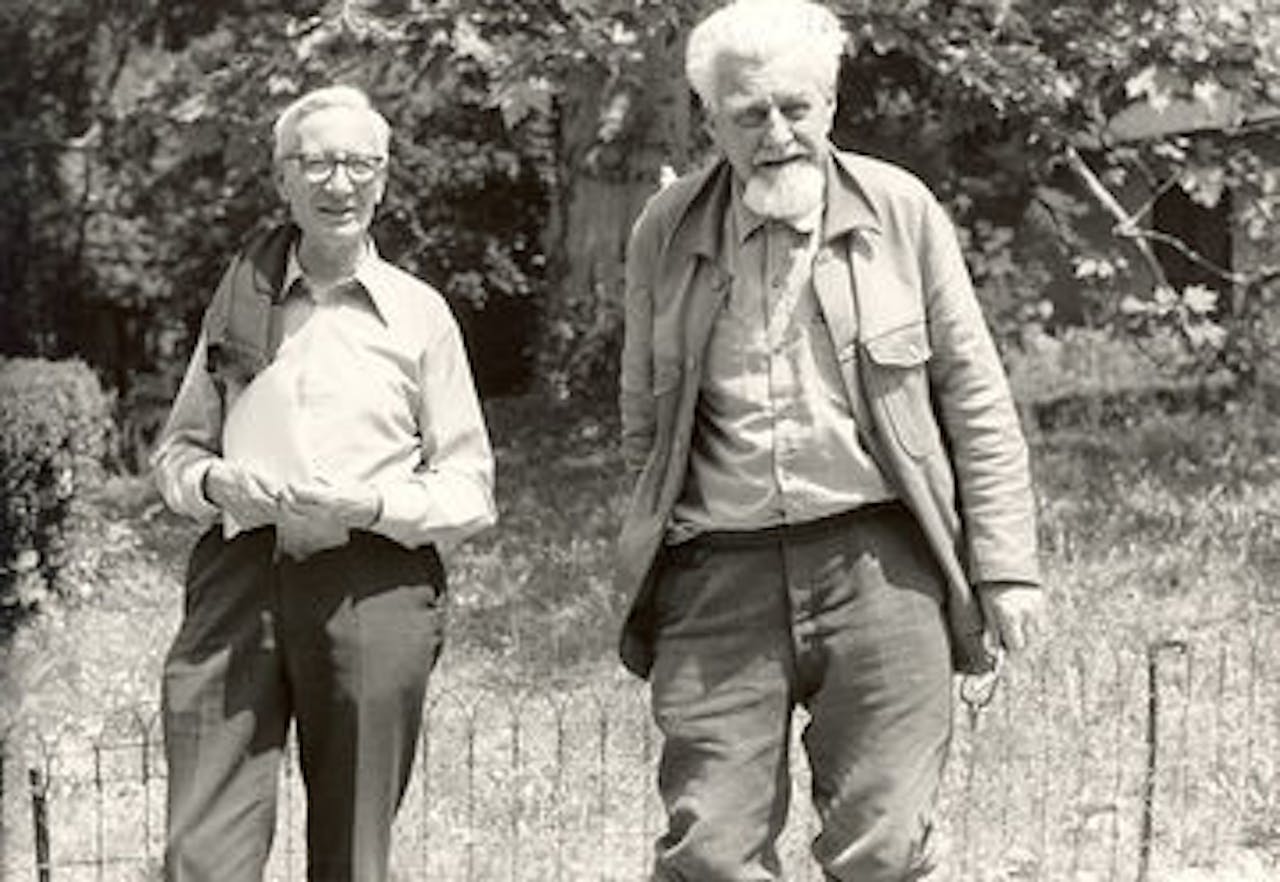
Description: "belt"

(672, 500), (906, 551)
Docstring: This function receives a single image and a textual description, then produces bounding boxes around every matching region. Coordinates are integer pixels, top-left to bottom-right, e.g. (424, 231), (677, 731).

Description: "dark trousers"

(162, 527), (446, 882)
(648, 503), (953, 882)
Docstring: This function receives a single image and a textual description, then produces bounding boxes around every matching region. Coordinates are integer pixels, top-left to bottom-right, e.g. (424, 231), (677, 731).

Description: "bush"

(0, 357), (114, 632)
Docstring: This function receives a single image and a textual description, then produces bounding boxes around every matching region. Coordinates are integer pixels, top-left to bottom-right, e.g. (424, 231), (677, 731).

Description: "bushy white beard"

(742, 159), (825, 222)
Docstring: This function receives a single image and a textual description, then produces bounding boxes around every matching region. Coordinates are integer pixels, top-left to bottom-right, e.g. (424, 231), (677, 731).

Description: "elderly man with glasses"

(151, 84), (496, 881)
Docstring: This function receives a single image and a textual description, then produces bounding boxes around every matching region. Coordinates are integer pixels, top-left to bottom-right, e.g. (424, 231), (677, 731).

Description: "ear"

(272, 162), (288, 200)
(701, 109), (723, 147)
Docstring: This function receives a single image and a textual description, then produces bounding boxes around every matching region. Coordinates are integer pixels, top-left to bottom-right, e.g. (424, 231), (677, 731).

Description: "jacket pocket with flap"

(863, 322), (942, 458)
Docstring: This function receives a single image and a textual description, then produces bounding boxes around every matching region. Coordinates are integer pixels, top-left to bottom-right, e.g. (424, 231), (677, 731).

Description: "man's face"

(707, 50), (835, 220)
(275, 106), (387, 248)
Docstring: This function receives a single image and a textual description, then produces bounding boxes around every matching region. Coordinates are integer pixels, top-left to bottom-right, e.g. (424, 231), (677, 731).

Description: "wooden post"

(1, 742), (7, 882)
(1138, 639), (1187, 881)
(28, 768), (49, 882)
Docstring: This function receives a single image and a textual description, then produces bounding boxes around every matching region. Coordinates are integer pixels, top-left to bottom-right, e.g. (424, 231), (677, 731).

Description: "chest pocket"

(863, 321), (942, 458)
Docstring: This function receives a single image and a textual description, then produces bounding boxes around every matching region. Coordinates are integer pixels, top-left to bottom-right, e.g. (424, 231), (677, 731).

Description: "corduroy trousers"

(647, 503), (953, 882)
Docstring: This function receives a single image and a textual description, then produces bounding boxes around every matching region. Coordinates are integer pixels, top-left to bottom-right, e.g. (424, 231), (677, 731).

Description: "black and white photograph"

(1, 1), (1278, 879)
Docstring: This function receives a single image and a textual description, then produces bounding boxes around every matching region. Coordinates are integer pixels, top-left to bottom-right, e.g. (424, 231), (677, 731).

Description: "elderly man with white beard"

(613, 1), (1045, 879)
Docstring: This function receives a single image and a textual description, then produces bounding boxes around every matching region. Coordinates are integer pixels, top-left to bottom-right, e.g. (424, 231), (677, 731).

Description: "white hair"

(272, 84), (391, 161)
(685, 0), (847, 110)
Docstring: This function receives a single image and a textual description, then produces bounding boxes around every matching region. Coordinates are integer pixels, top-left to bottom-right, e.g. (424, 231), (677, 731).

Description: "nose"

(325, 162), (357, 194)
(761, 106), (793, 147)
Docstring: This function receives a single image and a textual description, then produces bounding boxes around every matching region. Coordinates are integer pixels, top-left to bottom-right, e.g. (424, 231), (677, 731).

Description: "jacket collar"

(825, 150), (882, 240)
(663, 161), (734, 267)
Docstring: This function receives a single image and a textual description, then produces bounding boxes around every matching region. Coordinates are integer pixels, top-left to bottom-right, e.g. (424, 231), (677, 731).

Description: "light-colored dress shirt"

(668, 189), (894, 542)
(152, 241), (496, 555)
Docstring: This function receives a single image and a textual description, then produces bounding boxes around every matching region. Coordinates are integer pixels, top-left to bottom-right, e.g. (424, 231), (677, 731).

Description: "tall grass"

(2, 331), (1279, 877)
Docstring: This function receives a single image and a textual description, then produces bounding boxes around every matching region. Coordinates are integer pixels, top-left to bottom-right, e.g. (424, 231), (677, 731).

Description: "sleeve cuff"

(364, 488), (384, 530)
(184, 460), (222, 522)
(375, 479), (496, 549)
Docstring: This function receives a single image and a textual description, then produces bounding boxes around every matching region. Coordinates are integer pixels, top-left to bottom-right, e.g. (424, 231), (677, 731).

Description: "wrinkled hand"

(279, 479), (381, 530)
(203, 461), (283, 529)
(977, 582), (1045, 655)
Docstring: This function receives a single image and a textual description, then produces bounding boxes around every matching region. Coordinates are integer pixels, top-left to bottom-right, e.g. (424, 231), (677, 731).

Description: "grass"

(3, 330), (1280, 879)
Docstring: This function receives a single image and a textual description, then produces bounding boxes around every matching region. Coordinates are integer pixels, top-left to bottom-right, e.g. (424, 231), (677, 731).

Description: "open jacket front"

(616, 148), (1041, 677)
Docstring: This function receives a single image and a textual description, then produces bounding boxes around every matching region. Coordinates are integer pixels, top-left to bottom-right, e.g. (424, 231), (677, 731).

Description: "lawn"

(2, 328), (1279, 879)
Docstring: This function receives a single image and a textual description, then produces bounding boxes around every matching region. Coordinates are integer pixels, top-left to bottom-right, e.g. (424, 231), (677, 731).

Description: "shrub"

(0, 357), (114, 632)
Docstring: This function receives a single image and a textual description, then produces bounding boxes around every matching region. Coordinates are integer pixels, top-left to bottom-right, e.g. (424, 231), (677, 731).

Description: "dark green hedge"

(1, 357), (114, 629)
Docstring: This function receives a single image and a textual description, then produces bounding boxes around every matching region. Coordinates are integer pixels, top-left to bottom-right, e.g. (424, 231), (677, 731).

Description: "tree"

(0, 0), (142, 362)
(831, 0), (1280, 379)
(8, 0), (1280, 428)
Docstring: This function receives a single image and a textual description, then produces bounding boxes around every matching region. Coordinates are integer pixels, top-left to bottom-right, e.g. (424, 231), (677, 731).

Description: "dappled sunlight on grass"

(4, 382), (1280, 876)
(440, 394), (632, 685)
(7, 386), (1280, 721)
(1031, 398), (1280, 651)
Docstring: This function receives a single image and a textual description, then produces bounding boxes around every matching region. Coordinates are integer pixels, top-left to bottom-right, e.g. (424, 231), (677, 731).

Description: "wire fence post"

(1, 738), (7, 882)
(0, 654), (1275, 882)
(1138, 638), (1187, 882)
(28, 768), (49, 882)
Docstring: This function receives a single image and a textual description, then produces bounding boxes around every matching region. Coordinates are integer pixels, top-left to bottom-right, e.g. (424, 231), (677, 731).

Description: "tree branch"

(1119, 226), (1242, 285)
(1061, 143), (1171, 289)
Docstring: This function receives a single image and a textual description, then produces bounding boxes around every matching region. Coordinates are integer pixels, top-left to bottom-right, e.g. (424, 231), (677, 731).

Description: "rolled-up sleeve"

(374, 321), (496, 551)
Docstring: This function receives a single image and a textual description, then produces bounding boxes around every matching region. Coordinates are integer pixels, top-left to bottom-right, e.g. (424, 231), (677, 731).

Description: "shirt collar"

(281, 238), (390, 323)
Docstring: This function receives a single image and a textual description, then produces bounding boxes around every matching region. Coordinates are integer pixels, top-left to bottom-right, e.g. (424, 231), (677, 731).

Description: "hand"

(279, 478), (381, 530)
(976, 581), (1045, 655)
(203, 461), (283, 529)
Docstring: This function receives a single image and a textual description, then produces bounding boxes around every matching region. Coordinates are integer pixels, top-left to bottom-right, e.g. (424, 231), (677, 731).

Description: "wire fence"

(2, 621), (1278, 881)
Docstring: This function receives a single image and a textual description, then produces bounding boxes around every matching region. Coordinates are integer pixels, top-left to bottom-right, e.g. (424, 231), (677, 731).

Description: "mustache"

(754, 152), (810, 168)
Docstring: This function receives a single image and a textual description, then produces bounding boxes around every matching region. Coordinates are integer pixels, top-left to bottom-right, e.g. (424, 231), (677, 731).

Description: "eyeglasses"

(284, 153), (386, 184)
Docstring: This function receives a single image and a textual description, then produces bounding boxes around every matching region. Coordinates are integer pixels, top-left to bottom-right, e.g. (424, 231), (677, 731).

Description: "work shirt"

(152, 241), (496, 555)
(668, 189), (894, 542)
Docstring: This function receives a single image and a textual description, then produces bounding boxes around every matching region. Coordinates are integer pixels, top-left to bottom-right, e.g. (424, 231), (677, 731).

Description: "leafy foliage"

(0, 358), (114, 634)
(6, 0), (1280, 411)
(834, 0), (1280, 368)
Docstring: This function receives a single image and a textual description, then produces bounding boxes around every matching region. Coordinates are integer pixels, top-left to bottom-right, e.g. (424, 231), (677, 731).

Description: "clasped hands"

(203, 461), (380, 532)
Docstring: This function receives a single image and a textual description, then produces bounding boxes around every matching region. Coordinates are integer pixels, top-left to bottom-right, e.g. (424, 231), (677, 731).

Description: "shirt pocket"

(863, 321), (942, 458)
